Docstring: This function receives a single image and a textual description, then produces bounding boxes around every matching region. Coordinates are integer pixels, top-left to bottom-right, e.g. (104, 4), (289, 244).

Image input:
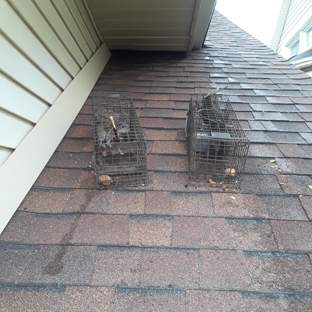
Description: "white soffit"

(86, 0), (216, 52)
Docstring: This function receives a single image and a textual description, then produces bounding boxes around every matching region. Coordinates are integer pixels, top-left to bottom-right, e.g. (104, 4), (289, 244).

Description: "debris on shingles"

(224, 168), (236, 176)
(208, 178), (216, 185)
(98, 174), (112, 186)
(1, 11), (312, 311)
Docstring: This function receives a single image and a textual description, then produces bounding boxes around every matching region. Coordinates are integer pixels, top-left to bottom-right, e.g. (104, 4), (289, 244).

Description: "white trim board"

(270, 0), (292, 51)
(0, 43), (111, 234)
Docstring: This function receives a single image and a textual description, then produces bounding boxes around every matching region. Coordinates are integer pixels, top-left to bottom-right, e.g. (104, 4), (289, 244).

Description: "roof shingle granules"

(1, 11), (312, 311)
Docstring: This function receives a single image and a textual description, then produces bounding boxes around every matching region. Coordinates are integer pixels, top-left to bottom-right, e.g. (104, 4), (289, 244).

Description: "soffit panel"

(86, 0), (216, 51)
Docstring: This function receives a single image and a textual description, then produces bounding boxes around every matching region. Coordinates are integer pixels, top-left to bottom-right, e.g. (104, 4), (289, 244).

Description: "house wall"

(0, 0), (111, 233)
(277, 0), (312, 58)
(0, 0), (103, 166)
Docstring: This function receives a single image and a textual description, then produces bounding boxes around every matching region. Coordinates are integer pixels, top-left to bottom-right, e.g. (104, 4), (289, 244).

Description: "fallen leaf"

(269, 159), (276, 163)
(309, 185), (312, 190)
(229, 196), (236, 200)
(208, 179), (216, 185)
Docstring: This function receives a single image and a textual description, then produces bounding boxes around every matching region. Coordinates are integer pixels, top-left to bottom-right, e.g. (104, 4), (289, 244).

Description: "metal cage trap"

(92, 92), (147, 189)
(186, 93), (250, 187)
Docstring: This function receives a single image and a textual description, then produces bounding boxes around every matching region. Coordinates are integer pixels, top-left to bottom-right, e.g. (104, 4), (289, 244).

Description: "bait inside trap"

(92, 92), (147, 189)
(186, 93), (250, 187)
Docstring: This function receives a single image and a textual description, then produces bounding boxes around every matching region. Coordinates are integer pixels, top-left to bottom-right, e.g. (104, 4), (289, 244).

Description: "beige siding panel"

(87, 0), (196, 9)
(0, 73), (49, 124)
(95, 18), (192, 30)
(0, 34), (62, 104)
(0, 43), (111, 234)
(0, 147), (13, 167)
(91, 8), (194, 20)
(0, 109), (34, 149)
(52, 0), (93, 59)
(34, 0), (87, 68)
(0, 1), (71, 90)
(9, 0), (80, 77)
(66, 0), (97, 53)
(75, 0), (101, 47)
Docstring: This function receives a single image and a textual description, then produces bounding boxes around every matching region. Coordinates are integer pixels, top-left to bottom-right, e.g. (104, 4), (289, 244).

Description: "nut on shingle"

(98, 175), (112, 186)
(224, 168), (236, 176)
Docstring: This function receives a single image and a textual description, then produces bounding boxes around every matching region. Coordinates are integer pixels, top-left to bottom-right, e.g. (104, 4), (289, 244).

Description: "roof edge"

(270, 0), (292, 51)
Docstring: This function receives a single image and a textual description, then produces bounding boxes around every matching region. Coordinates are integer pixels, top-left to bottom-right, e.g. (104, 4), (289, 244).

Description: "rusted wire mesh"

(186, 93), (249, 187)
(92, 92), (147, 189)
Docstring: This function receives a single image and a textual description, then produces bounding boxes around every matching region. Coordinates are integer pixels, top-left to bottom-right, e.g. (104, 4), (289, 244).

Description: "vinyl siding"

(0, 0), (103, 167)
(282, 0), (311, 41)
(277, 0), (312, 55)
(0, 0), (110, 233)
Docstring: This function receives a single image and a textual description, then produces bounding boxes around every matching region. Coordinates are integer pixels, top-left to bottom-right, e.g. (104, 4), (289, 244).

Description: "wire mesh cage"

(92, 92), (147, 189)
(186, 93), (250, 187)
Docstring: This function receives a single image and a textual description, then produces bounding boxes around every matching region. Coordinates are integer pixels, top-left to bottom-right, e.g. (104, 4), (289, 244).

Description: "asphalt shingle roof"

(0, 11), (312, 311)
